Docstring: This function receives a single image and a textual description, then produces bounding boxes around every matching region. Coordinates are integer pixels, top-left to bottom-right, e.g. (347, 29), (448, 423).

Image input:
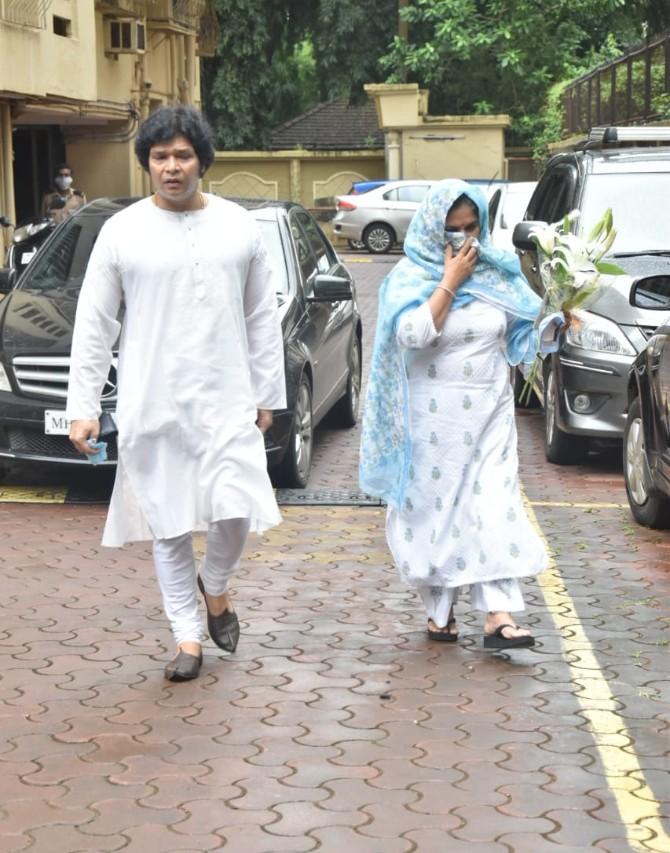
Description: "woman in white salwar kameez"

(67, 107), (286, 681)
(360, 180), (562, 651)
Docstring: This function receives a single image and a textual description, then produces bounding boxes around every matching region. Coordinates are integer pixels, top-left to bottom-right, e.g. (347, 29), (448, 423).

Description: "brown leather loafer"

(197, 575), (240, 653)
(164, 649), (203, 682)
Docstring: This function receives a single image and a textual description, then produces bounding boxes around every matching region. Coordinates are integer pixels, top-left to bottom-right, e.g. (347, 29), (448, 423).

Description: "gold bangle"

(436, 285), (456, 298)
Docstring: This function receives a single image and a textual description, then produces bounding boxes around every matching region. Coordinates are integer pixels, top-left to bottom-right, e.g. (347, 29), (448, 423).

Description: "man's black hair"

(55, 163), (72, 174)
(134, 105), (215, 175)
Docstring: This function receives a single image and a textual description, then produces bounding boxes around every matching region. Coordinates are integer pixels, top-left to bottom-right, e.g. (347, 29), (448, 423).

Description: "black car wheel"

(330, 334), (362, 428)
(363, 223), (395, 254)
(274, 376), (313, 488)
(624, 397), (670, 528)
(544, 366), (588, 464)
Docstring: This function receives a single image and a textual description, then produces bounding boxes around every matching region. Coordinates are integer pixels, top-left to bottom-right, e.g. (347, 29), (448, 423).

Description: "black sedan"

(624, 275), (670, 528)
(0, 197), (362, 488)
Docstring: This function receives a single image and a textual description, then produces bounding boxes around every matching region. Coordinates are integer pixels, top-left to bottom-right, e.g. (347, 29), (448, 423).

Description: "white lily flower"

(529, 223), (556, 256)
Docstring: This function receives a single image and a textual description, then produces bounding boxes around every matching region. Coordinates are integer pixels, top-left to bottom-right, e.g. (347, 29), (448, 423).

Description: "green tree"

(382, 0), (666, 145)
(202, 0), (398, 149)
(202, 0), (317, 149)
(310, 0), (398, 102)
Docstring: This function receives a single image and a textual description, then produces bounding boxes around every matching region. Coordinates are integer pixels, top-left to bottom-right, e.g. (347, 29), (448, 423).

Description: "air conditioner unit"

(104, 17), (146, 54)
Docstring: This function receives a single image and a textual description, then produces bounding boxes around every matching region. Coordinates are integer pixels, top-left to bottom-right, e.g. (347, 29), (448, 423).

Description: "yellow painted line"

(525, 494), (668, 852)
(0, 485), (67, 503)
(343, 257), (373, 263)
(530, 500), (627, 509)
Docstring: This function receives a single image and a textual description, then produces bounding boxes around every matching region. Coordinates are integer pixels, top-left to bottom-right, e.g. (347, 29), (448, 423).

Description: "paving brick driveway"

(0, 253), (668, 852)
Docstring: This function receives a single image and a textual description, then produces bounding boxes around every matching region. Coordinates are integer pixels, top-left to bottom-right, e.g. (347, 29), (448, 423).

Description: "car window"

(294, 210), (332, 275)
(397, 185), (429, 203)
(256, 219), (289, 296)
(383, 188), (399, 201)
(488, 189), (502, 229)
(580, 172), (670, 254)
(289, 214), (318, 282)
(532, 166), (576, 223)
(19, 211), (108, 294)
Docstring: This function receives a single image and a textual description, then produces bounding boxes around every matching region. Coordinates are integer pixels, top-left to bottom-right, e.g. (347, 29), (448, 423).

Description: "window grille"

(0, 0), (53, 28)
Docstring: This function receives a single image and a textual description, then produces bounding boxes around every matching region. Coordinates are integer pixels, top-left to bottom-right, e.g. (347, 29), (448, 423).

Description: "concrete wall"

(365, 83), (511, 182)
(207, 150), (386, 242)
(400, 121), (509, 182)
(0, 0), (97, 101)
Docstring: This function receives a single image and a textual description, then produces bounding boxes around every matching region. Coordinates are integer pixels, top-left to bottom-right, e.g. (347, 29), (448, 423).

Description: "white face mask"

(55, 175), (73, 191)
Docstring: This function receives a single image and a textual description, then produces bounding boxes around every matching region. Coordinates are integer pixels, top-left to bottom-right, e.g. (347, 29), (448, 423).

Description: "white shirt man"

(67, 106), (285, 681)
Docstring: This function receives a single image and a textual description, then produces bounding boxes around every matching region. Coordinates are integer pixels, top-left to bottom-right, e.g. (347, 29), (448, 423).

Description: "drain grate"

(275, 489), (385, 506)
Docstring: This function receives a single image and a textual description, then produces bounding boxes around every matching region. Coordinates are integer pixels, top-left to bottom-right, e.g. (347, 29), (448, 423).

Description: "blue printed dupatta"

(358, 179), (543, 509)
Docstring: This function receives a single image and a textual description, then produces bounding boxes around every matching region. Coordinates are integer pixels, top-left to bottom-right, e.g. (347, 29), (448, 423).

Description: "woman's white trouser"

(152, 518), (250, 645)
(419, 578), (525, 628)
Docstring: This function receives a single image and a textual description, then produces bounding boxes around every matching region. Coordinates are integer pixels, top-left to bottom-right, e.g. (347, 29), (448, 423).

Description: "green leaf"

(595, 261), (626, 275)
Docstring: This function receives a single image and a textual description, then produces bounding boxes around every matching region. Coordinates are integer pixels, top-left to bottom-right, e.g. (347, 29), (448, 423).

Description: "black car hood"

(0, 288), (77, 359)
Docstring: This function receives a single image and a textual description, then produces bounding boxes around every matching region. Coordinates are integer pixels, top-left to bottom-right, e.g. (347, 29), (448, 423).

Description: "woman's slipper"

(483, 624), (535, 650)
(427, 618), (459, 643)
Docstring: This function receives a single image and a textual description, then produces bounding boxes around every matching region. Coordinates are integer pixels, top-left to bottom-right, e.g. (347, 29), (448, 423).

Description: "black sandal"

(427, 617), (459, 643)
(164, 649), (203, 682)
(197, 575), (240, 653)
(483, 623), (535, 650)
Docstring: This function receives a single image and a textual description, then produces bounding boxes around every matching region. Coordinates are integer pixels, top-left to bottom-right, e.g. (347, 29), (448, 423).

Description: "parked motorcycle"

(0, 197), (65, 294)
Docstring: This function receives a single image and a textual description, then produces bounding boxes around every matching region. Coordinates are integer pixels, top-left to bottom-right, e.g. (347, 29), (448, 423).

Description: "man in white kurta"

(67, 106), (285, 681)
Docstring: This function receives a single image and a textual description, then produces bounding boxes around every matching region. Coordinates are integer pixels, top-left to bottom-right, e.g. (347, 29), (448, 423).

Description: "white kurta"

(66, 195), (286, 546)
(386, 299), (548, 591)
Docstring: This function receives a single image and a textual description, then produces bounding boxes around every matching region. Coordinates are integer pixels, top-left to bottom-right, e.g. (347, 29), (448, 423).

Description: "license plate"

(44, 410), (72, 435)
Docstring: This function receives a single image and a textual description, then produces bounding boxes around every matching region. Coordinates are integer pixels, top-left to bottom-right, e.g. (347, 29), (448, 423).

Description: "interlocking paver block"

(0, 258), (668, 850)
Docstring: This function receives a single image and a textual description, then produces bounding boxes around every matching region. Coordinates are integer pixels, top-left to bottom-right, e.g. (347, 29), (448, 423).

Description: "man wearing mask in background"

(41, 163), (86, 223)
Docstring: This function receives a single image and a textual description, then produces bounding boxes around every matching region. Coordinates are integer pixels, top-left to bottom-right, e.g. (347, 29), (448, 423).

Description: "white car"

(488, 181), (537, 252)
(333, 179), (435, 253)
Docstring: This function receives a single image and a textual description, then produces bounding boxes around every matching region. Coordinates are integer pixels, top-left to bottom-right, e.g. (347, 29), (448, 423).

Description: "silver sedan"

(333, 180), (434, 253)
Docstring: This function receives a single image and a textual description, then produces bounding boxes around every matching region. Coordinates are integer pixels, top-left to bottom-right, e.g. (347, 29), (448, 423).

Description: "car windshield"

(18, 207), (109, 297)
(20, 206), (290, 298)
(579, 173), (670, 254)
(257, 218), (289, 296)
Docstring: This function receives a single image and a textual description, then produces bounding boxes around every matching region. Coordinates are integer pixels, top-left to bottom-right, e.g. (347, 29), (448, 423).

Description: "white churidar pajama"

(66, 195), (286, 642)
(385, 299), (548, 627)
(153, 518), (250, 645)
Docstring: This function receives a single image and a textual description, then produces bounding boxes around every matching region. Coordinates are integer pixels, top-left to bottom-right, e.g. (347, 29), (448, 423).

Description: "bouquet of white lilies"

(519, 208), (624, 404)
(531, 208), (623, 313)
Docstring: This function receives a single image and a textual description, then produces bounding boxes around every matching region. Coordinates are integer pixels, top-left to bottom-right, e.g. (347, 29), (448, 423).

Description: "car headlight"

(0, 362), (11, 392)
(565, 310), (636, 356)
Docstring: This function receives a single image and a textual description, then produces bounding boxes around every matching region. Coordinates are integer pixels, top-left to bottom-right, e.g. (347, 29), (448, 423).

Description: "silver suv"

(333, 179), (434, 253)
(513, 127), (670, 464)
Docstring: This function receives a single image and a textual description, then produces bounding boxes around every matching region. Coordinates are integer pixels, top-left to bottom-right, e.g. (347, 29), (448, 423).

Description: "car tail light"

(337, 199), (357, 211)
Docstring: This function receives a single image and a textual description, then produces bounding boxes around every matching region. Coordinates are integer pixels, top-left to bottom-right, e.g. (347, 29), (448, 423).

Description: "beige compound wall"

(400, 122), (509, 182)
(207, 150), (385, 241)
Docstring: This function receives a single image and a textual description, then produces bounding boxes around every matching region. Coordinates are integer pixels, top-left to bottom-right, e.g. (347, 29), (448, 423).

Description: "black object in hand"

(99, 412), (118, 438)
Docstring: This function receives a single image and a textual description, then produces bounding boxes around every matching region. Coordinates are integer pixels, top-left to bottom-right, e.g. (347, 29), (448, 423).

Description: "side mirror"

(630, 275), (670, 310)
(512, 221), (543, 252)
(309, 273), (353, 301)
